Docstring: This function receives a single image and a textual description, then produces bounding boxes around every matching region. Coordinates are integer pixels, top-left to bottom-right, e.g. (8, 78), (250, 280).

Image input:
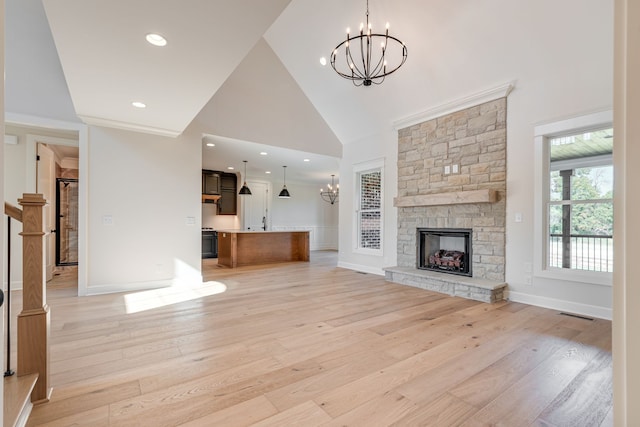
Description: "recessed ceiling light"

(265, 171), (271, 174)
(132, 101), (146, 108)
(320, 57), (327, 66)
(146, 33), (167, 47)
(260, 152), (268, 156)
(227, 166), (235, 170)
(303, 158), (310, 162)
(206, 143), (215, 147)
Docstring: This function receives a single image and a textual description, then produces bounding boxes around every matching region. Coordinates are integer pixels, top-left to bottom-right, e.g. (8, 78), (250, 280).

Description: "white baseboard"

(507, 291), (612, 320)
(337, 261), (385, 276)
(3, 280), (23, 291)
(312, 244), (339, 251)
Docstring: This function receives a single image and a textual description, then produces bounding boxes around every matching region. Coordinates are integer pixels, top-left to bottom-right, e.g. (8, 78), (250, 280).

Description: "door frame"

(36, 142), (57, 282)
(9, 112), (89, 296)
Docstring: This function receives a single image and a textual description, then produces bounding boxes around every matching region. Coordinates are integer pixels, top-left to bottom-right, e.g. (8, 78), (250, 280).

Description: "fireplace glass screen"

(417, 228), (472, 277)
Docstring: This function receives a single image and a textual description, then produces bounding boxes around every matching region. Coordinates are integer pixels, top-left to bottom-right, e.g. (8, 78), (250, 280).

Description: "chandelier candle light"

(330, 0), (407, 86)
(320, 175), (339, 204)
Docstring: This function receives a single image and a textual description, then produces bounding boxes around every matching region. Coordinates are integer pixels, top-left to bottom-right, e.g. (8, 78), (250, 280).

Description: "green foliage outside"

(549, 166), (613, 236)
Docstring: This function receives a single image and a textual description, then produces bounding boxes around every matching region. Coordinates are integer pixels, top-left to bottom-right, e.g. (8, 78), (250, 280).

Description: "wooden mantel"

(394, 189), (498, 208)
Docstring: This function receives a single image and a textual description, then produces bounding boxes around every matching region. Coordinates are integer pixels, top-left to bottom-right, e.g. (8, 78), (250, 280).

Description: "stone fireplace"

(385, 96), (508, 303)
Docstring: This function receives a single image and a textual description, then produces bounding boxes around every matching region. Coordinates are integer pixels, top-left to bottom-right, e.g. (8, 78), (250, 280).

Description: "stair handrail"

(4, 201), (23, 222)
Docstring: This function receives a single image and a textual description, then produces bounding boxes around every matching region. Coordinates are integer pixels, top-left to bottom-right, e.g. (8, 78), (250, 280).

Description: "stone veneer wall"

(397, 98), (507, 282)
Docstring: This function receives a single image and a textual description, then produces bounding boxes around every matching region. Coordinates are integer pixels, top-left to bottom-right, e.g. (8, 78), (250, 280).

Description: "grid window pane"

(359, 211), (381, 249)
(358, 169), (382, 251)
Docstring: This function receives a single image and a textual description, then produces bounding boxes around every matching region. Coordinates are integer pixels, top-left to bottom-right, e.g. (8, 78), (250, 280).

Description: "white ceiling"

(5, 0), (530, 185)
(41, 0), (292, 137)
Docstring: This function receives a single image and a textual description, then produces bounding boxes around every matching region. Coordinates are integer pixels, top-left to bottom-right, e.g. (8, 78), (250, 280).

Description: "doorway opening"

(56, 178), (79, 266)
(35, 139), (80, 290)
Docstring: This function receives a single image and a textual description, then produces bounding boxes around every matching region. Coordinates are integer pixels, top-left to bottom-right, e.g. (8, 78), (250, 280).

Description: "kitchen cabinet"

(217, 230), (309, 267)
(202, 170), (237, 213)
(202, 170), (221, 195)
(202, 230), (218, 258)
(218, 173), (237, 215)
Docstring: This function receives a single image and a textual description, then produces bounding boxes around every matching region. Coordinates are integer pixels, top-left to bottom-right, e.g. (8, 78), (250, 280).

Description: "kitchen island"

(216, 230), (310, 268)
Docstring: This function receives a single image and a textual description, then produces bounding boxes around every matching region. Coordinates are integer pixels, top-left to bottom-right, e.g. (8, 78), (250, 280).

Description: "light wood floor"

(18, 251), (611, 426)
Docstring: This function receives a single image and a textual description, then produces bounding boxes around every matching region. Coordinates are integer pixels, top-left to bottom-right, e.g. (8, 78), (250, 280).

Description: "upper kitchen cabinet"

(202, 170), (221, 195)
(218, 173), (237, 215)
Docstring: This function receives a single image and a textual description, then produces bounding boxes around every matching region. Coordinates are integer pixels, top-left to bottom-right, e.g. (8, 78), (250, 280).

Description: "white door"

(242, 181), (270, 231)
(37, 143), (56, 282)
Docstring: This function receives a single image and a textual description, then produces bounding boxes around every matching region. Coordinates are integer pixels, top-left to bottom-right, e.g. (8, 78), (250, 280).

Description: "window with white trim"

(533, 110), (613, 285)
(355, 161), (383, 254)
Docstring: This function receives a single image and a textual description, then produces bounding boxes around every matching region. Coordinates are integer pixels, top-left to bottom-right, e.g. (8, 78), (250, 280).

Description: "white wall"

(86, 126), (202, 294)
(271, 180), (339, 250)
(336, 0), (613, 318)
(338, 129), (398, 275)
(3, 128), (26, 289)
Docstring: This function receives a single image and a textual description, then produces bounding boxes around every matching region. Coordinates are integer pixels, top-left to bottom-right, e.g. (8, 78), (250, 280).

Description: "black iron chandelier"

(330, 0), (407, 87)
(320, 175), (339, 205)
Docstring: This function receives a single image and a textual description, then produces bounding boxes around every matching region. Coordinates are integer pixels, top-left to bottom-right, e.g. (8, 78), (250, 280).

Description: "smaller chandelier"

(320, 175), (339, 205)
(330, 0), (407, 87)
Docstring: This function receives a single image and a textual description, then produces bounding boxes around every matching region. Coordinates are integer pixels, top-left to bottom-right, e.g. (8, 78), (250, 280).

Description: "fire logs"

(429, 249), (465, 270)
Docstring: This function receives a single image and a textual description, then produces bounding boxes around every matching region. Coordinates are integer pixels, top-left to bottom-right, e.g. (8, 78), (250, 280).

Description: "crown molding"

(393, 81), (515, 131)
(78, 115), (182, 138)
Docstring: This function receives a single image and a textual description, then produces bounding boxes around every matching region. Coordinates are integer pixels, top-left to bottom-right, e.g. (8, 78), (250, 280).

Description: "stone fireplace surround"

(385, 97), (508, 303)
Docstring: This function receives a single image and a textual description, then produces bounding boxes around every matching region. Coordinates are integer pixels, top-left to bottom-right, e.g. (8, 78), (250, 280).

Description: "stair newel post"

(17, 193), (51, 403)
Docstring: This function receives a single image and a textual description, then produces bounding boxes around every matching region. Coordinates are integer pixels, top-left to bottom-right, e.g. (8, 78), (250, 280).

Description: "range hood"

(202, 194), (221, 203)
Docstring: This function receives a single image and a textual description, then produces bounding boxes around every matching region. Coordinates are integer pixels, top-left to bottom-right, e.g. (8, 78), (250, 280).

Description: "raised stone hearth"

(385, 266), (506, 303)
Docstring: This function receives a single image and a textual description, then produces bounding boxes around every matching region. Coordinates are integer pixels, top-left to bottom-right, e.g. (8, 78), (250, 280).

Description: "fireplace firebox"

(417, 228), (472, 277)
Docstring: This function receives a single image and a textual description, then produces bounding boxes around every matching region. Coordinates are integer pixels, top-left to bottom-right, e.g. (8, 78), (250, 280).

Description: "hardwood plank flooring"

(17, 251), (611, 426)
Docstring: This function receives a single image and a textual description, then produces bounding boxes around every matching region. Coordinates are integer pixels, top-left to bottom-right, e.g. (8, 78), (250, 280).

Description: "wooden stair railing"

(4, 202), (22, 222)
(4, 194), (51, 404)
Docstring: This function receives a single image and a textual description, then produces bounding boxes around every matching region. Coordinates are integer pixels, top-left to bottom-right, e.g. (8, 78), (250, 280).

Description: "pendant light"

(278, 166), (291, 198)
(238, 160), (252, 195)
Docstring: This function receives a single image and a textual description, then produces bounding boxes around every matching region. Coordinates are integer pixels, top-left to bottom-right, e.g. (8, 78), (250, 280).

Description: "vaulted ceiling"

(6, 0), (577, 179)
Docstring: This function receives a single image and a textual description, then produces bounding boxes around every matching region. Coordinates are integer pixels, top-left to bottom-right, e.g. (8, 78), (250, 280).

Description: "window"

(548, 129), (613, 272)
(355, 160), (384, 254)
(534, 110), (613, 285)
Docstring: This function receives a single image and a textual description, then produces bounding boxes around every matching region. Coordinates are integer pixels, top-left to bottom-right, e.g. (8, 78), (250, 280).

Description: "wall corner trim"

(392, 81), (515, 131)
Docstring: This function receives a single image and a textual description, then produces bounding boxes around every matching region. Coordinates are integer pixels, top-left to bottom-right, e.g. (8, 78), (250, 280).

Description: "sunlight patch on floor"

(123, 281), (227, 314)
